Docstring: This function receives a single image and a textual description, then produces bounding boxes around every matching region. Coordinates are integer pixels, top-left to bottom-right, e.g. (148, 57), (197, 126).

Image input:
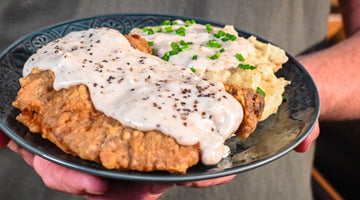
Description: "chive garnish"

(143, 27), (154, 35)
(169, 50), (178, 55)
(190, 67), (197, 73)
(148, 41), (154, 47)
(153, 26), (162, 32)
(171, 42), (180, 52)
(206, 24), (213, 33)
(226, 33), (237, 41)
(180, 40), (193, 46)
(256, 87), (266, 97)
(221, 37), (229, 42)
(206, 39), (221, 48)
(162, 52), (170, 61)
(207, 52), (220, 60)
(238, 64), (256, 70)
(235, 53), (245, 61)
(176, 27), (186, 36)
(180, 46), (190, 51)
(185, 20), (192, 27)
(161, 40), (192, 61)
(220, 48), (225, 53)
(192, 55), (198, 60)
(214, 30), (225, 38)
(161, 20), (171, 26)
(164, 26), (173, 33)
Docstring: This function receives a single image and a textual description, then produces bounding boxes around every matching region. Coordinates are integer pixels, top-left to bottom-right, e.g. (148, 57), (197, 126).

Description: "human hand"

(85, 175), (235, 200)
(0, 129), (10, 148)
(4, 134), (234, 200)
(294, 120), (319, 152)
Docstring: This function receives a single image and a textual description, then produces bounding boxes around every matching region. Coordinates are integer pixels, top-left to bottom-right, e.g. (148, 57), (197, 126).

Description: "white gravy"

(137, 20), (255, 76)
(23, 27), (243, 165)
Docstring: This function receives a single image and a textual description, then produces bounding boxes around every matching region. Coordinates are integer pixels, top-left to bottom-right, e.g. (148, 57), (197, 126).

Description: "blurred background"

(312, 1), (360, 200)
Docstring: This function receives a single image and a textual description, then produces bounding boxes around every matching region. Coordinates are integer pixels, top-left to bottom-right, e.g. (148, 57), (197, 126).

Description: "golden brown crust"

(224, 83), (265, 139)
(124, 34), (152, 54)
(12, 34), (265, 173)
(13, 69), (200, 173)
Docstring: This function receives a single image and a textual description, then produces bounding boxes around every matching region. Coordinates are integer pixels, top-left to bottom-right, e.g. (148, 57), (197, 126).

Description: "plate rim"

(0, 13), (320, 182)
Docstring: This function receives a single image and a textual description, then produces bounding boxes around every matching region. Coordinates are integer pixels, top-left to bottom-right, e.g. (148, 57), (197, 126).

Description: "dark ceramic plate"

(0, 14), (319, 182)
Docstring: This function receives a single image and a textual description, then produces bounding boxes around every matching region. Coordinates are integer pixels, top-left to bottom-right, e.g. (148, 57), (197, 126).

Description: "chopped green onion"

(176, 27), (186, 36)
(191, 19), (196, 24)
(147, 41), (154, 47)
(180, 40), (193, 46)
(153, 26), (162, 32)
(206, 39), (221, 48)
(220, 48), (225, 53)
(169, 50), (178, 55)
(161, 39), (195, 62)
(180, 46), (190, 51)
(161, 40), (193, 61)
(214, 30), (225, 38)
(226, 33), (237, 41)
(256, 87), (266, 97)
(162, 52), (170, 61)
(143, 27), (154, 35)
(190, 67), (197, 73)
(282, 95), (287, 102)
(207, 52), (220, 60)
(206, 24), (213, 33)
(185, 20), (191, 27)
(221, 37), (229, 42)
(235, 53), (245, 61)
(171, 21), (178, 25)
(151, 49), (157, 54)
(164, 26), (173, 33)
(171, 42), (180, 52)
(192, 55), (198, 60)
(161, 20), (171, 26)
(238, 63), (256, 70)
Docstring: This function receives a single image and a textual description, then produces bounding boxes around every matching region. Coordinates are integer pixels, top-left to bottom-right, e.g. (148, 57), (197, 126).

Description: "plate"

(0, 14), (319, 182)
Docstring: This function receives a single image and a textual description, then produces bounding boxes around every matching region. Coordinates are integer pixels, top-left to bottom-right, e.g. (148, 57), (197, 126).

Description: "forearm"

(298, 31), (360, 121)
(340, 0), (360, 36)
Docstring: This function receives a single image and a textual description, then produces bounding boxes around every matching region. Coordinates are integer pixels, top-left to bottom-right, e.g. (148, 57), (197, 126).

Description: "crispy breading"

(124, 34), (152, 54)
(13, 69), (200, 173)
(12, 34), (265, 173)
(224, 84), (265, 139)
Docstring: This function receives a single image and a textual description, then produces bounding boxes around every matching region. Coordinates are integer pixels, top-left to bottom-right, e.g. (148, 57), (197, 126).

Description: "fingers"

(7, 140), (172, 199)
(294, 121), (320, 152)
(5, 133), (233, 200)
(177, 174), (236, 187)
(7, 140), (109, 195)
(85, 181), (173, 200)
(0, 129), (10, 148)
(32, 157), (109, 195)
(7, 140), (35, 166)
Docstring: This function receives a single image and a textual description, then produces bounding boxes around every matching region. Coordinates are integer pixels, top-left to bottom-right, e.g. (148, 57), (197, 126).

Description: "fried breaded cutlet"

(12, 34), (264, 173)
(13, 69), (200, 173)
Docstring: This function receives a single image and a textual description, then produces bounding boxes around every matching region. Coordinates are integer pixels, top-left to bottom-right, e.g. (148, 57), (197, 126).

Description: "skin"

(0, 0), (359, 199)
